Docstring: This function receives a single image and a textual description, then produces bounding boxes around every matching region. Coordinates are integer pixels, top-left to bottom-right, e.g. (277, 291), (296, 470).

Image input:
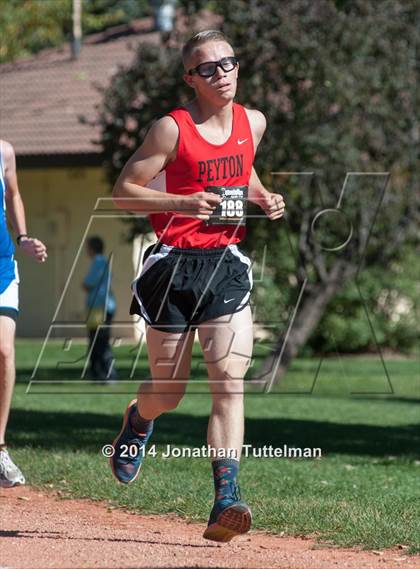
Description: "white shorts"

(0, 263), (19, 320)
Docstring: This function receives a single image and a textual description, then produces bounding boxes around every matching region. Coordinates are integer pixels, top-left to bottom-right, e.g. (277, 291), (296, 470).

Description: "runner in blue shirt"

(83, 236), (117, 382)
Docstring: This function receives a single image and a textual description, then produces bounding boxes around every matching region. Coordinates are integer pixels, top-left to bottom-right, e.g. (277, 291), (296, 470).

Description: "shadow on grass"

(8, 408), (420, 459)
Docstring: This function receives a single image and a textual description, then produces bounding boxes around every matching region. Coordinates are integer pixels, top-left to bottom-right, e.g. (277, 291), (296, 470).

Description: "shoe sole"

(203, 503), (252, 542)
(0, 478), (25, 488)
(110, 399), (141, 485)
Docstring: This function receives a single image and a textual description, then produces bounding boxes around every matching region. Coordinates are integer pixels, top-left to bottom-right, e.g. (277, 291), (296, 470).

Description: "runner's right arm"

(112, 117), (221, 219)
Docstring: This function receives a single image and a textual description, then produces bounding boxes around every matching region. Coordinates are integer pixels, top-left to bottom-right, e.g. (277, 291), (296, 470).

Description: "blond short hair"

(182, 30), (233, 69)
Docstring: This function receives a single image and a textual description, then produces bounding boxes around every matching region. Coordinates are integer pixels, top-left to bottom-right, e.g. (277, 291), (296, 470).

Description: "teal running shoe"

(203, 484), (252, 542)
(110, 399), (153, 484)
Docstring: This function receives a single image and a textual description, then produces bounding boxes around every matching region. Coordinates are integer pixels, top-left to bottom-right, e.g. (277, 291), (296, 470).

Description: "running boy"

(110, 30), (285, 542)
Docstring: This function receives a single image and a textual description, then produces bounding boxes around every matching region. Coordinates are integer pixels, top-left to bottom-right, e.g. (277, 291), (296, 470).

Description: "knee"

(212, 358), (250, 383)
(210, 375), (244, 406)
(0, 341), (14, 365)
(209, 361), (247, 387)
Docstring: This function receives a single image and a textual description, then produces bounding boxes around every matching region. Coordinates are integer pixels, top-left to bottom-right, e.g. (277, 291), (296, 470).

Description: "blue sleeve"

(84, 259), (103, 288)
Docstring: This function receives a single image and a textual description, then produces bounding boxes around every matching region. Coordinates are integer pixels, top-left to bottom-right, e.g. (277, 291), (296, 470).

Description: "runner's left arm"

(3, 140), (48, 262)
(246, 110), (285, 221)
(249, 167), (285, 220)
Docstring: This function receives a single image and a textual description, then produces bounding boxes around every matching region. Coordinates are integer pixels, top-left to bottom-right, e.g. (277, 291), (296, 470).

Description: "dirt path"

(0, 486), (416, 569)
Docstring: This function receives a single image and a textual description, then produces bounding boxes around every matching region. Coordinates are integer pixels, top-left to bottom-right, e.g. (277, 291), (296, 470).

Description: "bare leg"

(0, 316), (16, 445)
(198, 306), (253, 461)
(137, 326), (196, 419)
(110, 325), (195, 484)
(0, 315), (25, 488)
(199, 306), (253, 542)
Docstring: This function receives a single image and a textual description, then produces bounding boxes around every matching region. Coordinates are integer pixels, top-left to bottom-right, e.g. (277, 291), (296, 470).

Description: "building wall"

(15, 166), (144, 338)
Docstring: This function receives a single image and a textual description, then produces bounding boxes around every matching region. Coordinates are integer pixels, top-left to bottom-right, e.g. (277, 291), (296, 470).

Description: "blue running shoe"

(110, 399), (153, 484)
(203, 484), (252, 542)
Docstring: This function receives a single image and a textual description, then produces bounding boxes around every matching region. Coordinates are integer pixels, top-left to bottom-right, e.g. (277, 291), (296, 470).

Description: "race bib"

(205, 185), (248, 226)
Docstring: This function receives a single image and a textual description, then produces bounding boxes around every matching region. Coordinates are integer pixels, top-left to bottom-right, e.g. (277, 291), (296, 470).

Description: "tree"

(0, 0), (151, 63)
(218, 0), (418, 382)
(98, 0), (419, 382)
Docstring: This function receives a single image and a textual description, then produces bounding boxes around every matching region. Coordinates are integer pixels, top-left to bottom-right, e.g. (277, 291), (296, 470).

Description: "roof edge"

(17, 153), (105, 169)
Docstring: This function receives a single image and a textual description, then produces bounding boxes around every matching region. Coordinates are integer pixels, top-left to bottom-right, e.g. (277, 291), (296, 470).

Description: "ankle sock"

(130, 408), (154, 435)
(212, 458), (239, 501)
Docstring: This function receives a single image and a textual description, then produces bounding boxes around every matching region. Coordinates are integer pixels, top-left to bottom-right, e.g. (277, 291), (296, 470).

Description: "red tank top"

(148, 103), (254, 248)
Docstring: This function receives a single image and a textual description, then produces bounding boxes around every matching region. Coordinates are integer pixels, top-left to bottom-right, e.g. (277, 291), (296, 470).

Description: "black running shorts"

(130, 243), (253, 333)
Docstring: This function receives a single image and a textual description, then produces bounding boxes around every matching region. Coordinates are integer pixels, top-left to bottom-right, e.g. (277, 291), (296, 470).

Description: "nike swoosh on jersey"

(237, 138), (248, 145)
(224, 298), (236, 303)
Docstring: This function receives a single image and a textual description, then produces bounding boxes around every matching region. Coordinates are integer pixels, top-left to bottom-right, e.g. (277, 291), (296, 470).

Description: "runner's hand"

(19, 237), (48, 262)
(175, 192), (222, 220)
(259, 192), (285, 221)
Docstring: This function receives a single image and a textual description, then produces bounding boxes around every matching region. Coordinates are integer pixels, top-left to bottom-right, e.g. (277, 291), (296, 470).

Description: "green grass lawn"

(8, 340), (420, 552)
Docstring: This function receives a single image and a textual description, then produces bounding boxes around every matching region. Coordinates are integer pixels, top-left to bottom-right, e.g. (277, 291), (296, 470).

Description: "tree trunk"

(252, 262), (355, 389)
